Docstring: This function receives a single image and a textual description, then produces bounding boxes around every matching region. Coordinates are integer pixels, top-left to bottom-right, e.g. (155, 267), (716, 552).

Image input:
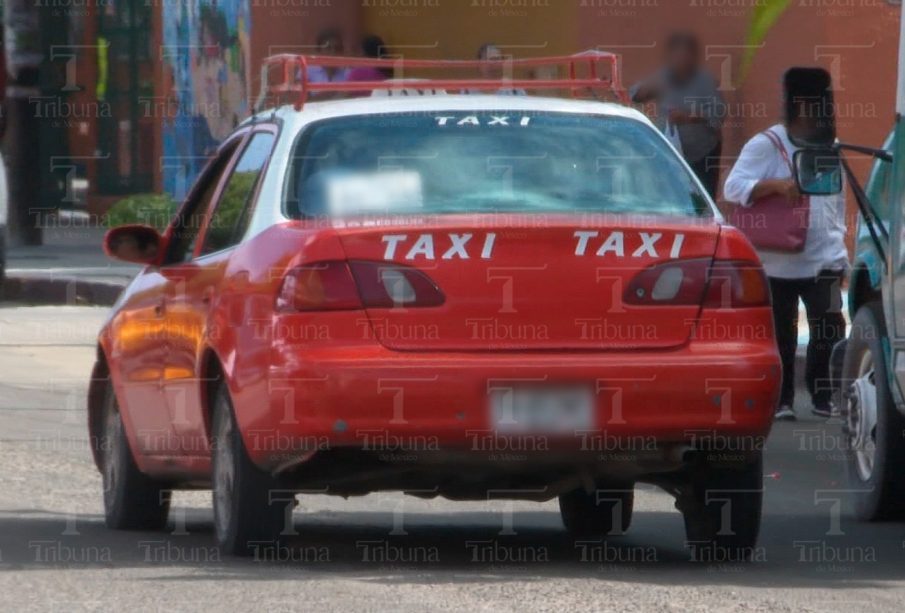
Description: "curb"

(1, 275), (124, 306)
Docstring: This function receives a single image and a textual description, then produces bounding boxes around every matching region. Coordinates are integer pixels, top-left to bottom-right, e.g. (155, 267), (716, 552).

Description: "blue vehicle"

(798, 35), (905, 517)
(834, 131), (905, 520)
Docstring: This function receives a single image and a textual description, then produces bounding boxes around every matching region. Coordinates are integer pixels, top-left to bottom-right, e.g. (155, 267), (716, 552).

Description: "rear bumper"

(238, 310), (781, 470)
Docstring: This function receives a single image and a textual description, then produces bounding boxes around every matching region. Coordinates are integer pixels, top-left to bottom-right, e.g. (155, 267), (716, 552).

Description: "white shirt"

(723, 124), (848, 279)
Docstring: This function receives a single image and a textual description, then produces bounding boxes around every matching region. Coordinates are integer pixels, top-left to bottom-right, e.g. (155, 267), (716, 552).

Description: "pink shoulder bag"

(728, 130), (809, 253)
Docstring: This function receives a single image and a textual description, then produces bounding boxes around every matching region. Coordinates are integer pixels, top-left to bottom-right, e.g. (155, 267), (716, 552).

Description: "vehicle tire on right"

(841, 301), (905, 521)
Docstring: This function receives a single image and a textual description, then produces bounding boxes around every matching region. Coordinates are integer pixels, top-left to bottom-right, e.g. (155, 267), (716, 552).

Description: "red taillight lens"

(276, 260), (445, 312)
(703, 260), (770, 308)
(624, 258), (711, 305)
(349, 260), (445, 308)
(276, 261), (363, 312)
(624, 258), (769, 308)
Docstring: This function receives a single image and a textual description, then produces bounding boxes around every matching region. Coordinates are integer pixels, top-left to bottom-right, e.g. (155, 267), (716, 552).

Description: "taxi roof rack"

(257, 52), (628, 111)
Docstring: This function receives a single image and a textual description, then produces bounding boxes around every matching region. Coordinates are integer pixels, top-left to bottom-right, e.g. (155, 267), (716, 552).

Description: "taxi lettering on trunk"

(379, 231), (685, 261)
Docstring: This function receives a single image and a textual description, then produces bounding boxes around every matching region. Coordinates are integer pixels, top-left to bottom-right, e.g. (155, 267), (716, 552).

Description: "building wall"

(248, 0), (362, 82)
(269, 1), (903, 194)
(821, 5), (900, 181)
(72, 1), (159, 215)
(78, 1), (901, 216)
(158, 0), (254, 200)
(152, 0), (361, 200)
(66, 11), (101, 213)
(361, 1), (578, 60)
(575, 2), (900, 191)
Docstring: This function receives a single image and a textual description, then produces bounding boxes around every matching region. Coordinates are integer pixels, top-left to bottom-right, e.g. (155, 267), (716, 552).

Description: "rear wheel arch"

(87, 346), (111, 471)
(199, 347), (227, 445)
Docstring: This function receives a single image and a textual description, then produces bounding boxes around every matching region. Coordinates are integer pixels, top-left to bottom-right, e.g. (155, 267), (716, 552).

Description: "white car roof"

(247, 94), (654, 131)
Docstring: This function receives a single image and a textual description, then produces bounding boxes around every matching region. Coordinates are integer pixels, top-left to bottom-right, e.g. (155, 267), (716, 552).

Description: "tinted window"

(287, 113), (710, 219)
(201, 132), (274, 255)
(165, 142), (239, 264)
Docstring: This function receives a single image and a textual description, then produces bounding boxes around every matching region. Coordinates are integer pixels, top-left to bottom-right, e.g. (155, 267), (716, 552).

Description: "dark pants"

(769, 271), (846, 409)
(688, 141), (722, 199)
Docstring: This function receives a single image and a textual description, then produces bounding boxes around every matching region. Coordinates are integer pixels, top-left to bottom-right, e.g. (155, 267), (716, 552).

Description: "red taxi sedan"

(89, 62), (779, 558)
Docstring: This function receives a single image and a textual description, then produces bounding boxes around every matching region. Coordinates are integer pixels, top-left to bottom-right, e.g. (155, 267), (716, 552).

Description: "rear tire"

(679, 455), (762, 562)
(100, 381), (170, 530)
(559, 482), (633, 536)
(841, 301), (905, 520)
(211, 381), (290, 556)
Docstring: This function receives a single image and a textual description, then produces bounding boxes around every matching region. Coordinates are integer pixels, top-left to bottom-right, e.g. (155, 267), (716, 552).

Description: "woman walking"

(724, 68), (847, 421)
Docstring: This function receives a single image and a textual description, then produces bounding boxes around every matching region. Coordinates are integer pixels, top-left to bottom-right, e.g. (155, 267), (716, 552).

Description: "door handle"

(154, 301), (165, 316)
(202, 287), (215, 306)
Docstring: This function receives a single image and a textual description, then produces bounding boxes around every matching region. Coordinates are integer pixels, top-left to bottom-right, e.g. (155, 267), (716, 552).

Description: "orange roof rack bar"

(257, 52), (628, 111)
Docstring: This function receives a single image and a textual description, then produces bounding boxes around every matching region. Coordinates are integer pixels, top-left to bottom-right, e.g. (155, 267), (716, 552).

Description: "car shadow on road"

(1, 507), (904, 588)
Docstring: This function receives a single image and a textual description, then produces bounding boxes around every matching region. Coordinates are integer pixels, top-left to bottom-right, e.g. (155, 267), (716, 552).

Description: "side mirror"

(793, 147), (843, 196)
(104, 224), (163, 265)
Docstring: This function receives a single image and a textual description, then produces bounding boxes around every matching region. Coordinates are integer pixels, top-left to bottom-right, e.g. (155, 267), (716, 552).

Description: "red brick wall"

(78, 1), (901, 215)
(577, 2), (901, 191)
(248, 0), (362, 100)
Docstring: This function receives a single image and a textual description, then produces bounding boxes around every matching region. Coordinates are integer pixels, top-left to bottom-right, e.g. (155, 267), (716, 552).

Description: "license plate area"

(489, 385), (594, 434)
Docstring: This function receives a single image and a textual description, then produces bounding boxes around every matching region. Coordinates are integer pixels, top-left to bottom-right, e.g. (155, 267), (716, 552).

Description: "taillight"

(703, 227), (770, 308)
(348, 261), (445, 308)
(624, 258), (711, 305)
(624, 258), (769, 308)
(276, 260), (445, 312)
(276, 261), (362, 312)
(703, 260), (770, 308)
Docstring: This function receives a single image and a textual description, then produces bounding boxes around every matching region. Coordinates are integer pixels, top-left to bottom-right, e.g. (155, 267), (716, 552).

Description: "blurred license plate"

(490, 386), (594, 434)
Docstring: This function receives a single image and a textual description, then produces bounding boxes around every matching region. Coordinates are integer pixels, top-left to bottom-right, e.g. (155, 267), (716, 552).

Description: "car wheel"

(559, 482), (633, 536)
(679, 454), (762, 562)
(100, 381), (170, 530)
(841, 301), (905, 520)
(211, 381), (290, 556)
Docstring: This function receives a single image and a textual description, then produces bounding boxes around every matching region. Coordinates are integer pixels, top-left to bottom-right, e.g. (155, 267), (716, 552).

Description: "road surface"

(1, 305), (903, 612)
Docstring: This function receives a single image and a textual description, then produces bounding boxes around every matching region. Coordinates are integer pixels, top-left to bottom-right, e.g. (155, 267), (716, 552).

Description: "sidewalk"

(2, 214), (139, 306)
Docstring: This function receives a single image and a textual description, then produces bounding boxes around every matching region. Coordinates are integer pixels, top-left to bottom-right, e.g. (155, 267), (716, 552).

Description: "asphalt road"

(1, 305), (904, 612)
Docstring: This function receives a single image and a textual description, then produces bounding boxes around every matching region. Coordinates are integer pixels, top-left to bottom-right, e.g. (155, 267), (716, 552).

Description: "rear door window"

(164, 139), (241, 265)
(200, 131), (275, 256)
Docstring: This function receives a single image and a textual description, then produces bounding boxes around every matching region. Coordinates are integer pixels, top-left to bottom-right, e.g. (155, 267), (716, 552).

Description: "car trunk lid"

(333, 214), (721, 351)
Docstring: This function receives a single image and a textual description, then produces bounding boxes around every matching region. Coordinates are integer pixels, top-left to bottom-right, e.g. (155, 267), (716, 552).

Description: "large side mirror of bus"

(793, 148), (843, 196)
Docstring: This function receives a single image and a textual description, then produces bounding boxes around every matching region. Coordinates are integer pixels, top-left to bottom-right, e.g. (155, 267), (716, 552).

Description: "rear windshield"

(285, 112), (712, 219)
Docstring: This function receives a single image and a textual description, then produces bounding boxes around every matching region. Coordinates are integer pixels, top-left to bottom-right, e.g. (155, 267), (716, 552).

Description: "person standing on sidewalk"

(630, 31), (724, 198)
(347, 35), (392, 84)
(723, 68), (847, 421)
(468, 44), (526, 96)
(305, 28), (351, 99)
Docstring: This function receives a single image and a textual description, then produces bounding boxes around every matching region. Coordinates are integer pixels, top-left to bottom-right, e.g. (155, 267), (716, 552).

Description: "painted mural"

(162, 0), (251, 199)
